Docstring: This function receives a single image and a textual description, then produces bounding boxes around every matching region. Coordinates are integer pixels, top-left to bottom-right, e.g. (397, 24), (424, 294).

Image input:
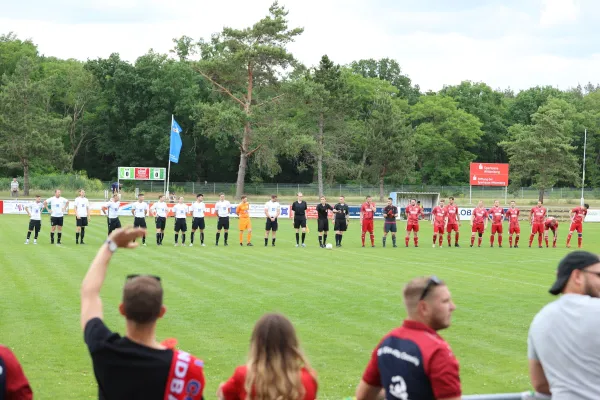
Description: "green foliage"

(0, 172), (104, 192)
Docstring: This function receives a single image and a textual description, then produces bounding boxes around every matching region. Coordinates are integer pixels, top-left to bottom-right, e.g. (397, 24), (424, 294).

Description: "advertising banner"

(584, 209), (600, 222)
(470, 163), (509, 187)
(118, 167), (166, 180)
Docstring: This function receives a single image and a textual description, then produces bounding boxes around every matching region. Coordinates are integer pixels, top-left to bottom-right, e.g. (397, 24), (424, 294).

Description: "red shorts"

(407, 223), (419, 232)
(362, 219), (374, 233)
(509, 225), (520, 234)
(491, 224), (503, 234)
(531, 223), (544, 234)
(446, 223), (459, 232)
(471, 223), (485, 234)
(434, 224), (444, 234)
(569, 222), (582, 233)
(545, 227), (557, 233)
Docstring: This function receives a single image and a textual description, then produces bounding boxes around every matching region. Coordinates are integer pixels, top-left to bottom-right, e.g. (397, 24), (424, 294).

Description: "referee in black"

(316, 196), (333, 248)
(291, 192), (308, 247)
(333, 195), (350, 247)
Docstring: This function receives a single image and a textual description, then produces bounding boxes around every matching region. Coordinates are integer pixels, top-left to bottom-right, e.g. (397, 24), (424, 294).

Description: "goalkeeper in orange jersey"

(236, 195), (253, 246)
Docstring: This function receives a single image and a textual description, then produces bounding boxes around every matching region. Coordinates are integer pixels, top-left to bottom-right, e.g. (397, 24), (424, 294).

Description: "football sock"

(361, 233), (365, 246)
(370, 234), (374, 246)
(247, 232), (252, 243)
(405, 236), (409, 246)
(447, 233), (451, 246)
(156, 233), (160, 244)
(142, 235), (145, 244)
(216, 232), (220, 244)
(201, 232), (204, 244)
(538, 234), (543, 246)
(81, 227), (85, 241)
(470, 236), (475, 246)
(566, 234), (572, 246)
(323, 234), (327, 244)
(34, 231), (38, 239)
(296, 233), (300, 244)
(76, 232), (80, 243)
(438, 235), (442, 246)
(414, 237), (418, 246)
(578, 237), (582, 247)
(545, 236), (549, 247)
(27, 231), (31, 239)
(301, 233), (306, 244)
(239, 231), (243, 243)
(498, 235), (502, 246)
(455, 233), (459, 245)
(515, 235), (520, 245)
(175, 234), (179, 243)
(392, 236), (396, 246)
(477, 237), (482, 246)
(51, 232), (55, 243)
(529, 234), (534, 246)
(339, 234), (343, 245)
(181, 234), (185, 244)
(57, 233), (62, 243)
(191, 232), (195, 243)
(319, 236), (323, 246)
(161, 233), (165, 243)
(224, 232), (228, 243)
(265, 237), (268, 246)
(433, 235), (437, 244)
(553, 236), (557, 246)
(490, 235), (494, 246)
(383, 237), (386, 246)
(509, 235), (513, 246)
(272, 238), (276, 245)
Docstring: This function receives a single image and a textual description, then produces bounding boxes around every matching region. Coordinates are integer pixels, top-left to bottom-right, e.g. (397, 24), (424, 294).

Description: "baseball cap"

(549, 251), (600, 295)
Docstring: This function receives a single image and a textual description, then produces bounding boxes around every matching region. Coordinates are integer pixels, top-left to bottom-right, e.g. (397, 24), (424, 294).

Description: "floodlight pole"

(581, 128), (587, 206)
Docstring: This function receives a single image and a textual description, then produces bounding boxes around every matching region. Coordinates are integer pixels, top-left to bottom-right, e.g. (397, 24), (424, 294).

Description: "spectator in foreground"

(10, 178), (19, 197)
(81, 227), (205, 400)
(218, 313), (318, 400)
(0, 345), (33, 399)
(356, 276), (461, 400)
(528, 251), (600, 399)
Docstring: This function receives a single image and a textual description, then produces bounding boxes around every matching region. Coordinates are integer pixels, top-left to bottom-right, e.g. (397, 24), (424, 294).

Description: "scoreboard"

(118, 167), (165, 180)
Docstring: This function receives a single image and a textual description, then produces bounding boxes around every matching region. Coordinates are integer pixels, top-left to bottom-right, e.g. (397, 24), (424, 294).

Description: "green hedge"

(0, 173), (104, 192)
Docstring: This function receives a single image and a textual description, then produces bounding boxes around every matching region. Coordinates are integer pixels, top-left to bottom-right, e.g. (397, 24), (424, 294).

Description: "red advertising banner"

(469, 163), (509, 187)
(134, 168), (149, 180)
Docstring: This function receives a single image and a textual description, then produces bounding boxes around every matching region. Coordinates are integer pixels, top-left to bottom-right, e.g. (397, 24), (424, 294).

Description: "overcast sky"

(1, 0), (599, 92)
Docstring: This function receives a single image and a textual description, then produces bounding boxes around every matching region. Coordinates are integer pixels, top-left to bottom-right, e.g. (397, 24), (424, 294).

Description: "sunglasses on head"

(126, 274), (161, 282)
(420, 275), (442, 300)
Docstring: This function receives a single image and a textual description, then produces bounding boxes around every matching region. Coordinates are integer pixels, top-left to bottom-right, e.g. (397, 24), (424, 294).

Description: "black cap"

(549, 251), (600, 295)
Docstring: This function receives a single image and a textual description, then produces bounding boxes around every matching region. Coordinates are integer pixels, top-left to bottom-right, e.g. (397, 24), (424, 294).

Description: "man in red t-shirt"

(431, 199), (447, 247)
(356, 276), (461, 400)
(445, 197), (460, 247)
(360, 196), (376, 248)
(529, 201), (547, 248)
(470, 201), (488, 247)
(566, 203), (589, 248)
(0, 345), (33, 399)
(489, 200), (505, 248)
(405, 199), (423, 247)
(505, 201), (520, 248)
(544, 217), (559, 248)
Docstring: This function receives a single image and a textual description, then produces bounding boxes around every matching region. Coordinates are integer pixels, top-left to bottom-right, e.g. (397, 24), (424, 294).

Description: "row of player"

(22, 190), (590, 249)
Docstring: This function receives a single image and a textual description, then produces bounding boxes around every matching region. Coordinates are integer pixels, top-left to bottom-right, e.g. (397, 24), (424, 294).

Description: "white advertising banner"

(584, 209), (600, 222)
(2, 200), (30, 215)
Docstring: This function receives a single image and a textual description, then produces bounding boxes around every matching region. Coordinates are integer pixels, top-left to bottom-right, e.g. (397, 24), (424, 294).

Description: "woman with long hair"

(218, 313), (318, 400)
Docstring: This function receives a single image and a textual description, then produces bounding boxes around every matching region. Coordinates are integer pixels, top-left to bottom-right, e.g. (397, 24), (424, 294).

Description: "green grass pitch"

(1, 214), (598, 399)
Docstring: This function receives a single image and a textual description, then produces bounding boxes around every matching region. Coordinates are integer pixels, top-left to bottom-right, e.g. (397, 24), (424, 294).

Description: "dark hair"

(271, 194), (277, 199)
(366, 196), (371, 199)
(35, 194), (41, 198)
(159, 195), (164, 199)
(122, 276), (163, 324)
(197, 193), (204, 198)
(219, 192), (225, 196)
(388, 197), (393, 201)
(584, 203), (590, 209)
(449, 197), (454, 200)
(138, 193), (144, 197)
(241, 195), (247, 200)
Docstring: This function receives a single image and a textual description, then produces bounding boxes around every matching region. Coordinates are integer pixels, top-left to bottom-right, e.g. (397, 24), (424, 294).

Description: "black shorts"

(384, 222), (397, 233)
(334, 219), (348, 232)
(294, 217), (307, 229)
(217, 216), (230, 230)
(29, 220), (41, 231)
(265, 218), (278, 231)
(155, 216), (166, 230)
(318, 218), (329, 232)
(108, 218), (121, 232)
(50, 216), (64, 227)
(76, 217), (88, 227)
(192, 217), (205, 230)
(174, 218), (187, 232)
(134, 217), (147, 228)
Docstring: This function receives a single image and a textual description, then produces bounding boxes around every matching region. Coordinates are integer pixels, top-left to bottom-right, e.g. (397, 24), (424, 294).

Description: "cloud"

(1, 0), (599, 92)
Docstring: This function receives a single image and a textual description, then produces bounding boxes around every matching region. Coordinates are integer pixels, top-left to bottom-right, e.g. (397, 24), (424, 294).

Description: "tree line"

(1, 2), (599, 198)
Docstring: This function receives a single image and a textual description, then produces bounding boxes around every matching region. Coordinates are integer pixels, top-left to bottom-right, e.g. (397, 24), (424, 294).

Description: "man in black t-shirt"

(383, 197), (399, 248)
(333, 195), (350, 247)
(291, 192), (308, 247)
(316, 196), (334, 248)
(81, 227), (205, 400)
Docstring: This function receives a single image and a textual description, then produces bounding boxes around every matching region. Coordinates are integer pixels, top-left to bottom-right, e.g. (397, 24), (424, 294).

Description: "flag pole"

(166, 115), (173, 198)
(581, 128), (587, 206)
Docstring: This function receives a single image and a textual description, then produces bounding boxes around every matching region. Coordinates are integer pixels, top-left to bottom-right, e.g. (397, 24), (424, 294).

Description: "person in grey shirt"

(528, 251), (600, 400)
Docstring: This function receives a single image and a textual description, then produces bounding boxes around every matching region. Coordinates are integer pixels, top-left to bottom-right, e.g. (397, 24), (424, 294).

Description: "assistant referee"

(291, 192), (308, 247)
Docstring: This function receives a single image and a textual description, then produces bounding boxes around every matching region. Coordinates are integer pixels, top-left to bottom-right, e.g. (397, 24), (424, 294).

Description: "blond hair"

(245, 313), (315, 400)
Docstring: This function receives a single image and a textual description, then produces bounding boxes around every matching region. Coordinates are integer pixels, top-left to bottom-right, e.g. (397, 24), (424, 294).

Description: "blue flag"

(169, 118), (183, 163)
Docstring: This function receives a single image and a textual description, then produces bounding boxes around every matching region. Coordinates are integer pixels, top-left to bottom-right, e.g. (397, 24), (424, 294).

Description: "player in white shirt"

(43, 189), (69, 245)
(131, 193), (149, 245)
(102, 193), (122, 235)
(172, 197), (189, 246)
(264, 194), (281, 246)
(74, 189), (91, 245)
(215, 192), (231, 246)
(190, 193), (206, 247)
(25, 195), (44, 244)
(151, 195), (168, 245)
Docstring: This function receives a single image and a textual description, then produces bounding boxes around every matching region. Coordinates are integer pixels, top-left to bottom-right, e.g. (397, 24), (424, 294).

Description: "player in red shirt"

(0, 345), (33, 399)
(218, 313), (318, 400)
(431, 199), (447, 247)
(488, 200), (505, 247)
(470, 201), (488, 247)
(504, 201), (521, 248)
(544, 217), (559, 248)
(405, 198), (423, 247)
(360, 196), (376, 248)
(529, 201), (547, 248)
(445, 197), (460, 247)
(566, 203), (589, 248)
